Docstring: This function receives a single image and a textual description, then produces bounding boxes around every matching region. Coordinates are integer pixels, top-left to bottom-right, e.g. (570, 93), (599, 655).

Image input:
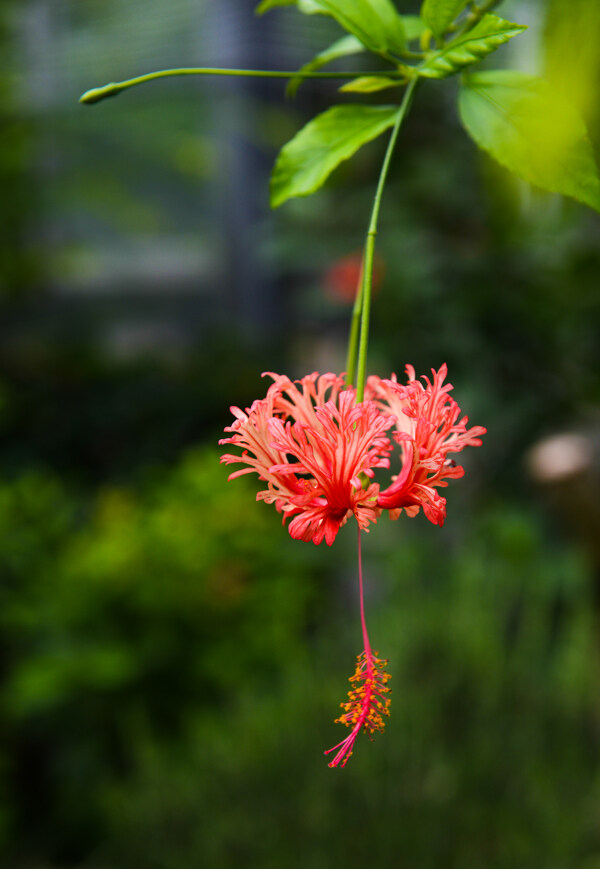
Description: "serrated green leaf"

(287, 34), (365, 98)
(418, 14), (526, 79)
(297, 0), (406, 56)
(402, 15), (427, 41)
(270, 104), (398, 208)
(420, 0), (469, 39)
(459, 70), (600, 212)
(339, 76), (403, 93)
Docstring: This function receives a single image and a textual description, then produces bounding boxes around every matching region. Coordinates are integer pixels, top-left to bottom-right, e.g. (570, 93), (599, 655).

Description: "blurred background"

(2, 0), (600, 866)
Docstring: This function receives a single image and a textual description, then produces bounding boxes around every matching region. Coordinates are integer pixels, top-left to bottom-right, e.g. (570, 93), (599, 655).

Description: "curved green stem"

(348, 76), (418, 400)
(344, 259), (366, 390)
(79, 67), (411, 104)
(400, 50), (427, 59)
(455, 0), (504, 36)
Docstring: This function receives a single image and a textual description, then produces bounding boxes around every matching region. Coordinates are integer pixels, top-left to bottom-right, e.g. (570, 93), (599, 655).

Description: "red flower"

(220, 365), (485, 767)
(323, 251), (384, 303)
(220, 372), (394, 546)
(220, 365), (485, 540)
(367, 363), (486, 526)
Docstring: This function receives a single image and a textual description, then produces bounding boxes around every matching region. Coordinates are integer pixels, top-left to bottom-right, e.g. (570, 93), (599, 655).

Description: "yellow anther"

(333, 650), (391, 735)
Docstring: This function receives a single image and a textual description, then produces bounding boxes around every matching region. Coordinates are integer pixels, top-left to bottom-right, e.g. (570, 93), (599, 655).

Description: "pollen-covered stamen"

(325, 649), (391, 768)
(325, 528), (391, 768)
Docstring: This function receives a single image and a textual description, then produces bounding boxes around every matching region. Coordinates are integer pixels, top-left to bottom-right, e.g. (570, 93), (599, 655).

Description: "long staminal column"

(325, 530), (391, 768)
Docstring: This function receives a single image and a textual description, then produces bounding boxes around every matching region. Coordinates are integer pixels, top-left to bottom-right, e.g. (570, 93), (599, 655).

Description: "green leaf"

(256, 0), (321, 12)
(420, 0), (470, 39)
(402, 15), (427, 42)
(418, 14), (526, 79)
(339, 76), (403, 93)
(270, 104), (398, 208)
(297, 0), (406, 56)
(459, 70), (600, 212)
(287, 34), (365, 98)
(255, 0), (297, 13)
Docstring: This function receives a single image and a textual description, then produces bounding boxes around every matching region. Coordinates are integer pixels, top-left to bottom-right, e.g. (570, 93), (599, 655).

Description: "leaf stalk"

(80, 67), (412, 104)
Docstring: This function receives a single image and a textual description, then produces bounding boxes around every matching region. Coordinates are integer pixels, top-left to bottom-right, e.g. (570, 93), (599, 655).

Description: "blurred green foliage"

(1, 451), (598, 867)
(102, 507), (600, 869)
(0, 449), (332, 864)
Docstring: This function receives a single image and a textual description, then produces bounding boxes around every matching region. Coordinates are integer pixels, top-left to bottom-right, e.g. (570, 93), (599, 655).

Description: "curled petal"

(220, 373), (394, 545)
(369, 364), (486, 523)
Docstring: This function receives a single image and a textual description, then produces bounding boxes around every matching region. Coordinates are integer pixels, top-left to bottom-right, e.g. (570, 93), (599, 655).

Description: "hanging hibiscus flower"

(219, 364), (485, 767)
(220, 364), (485, 539)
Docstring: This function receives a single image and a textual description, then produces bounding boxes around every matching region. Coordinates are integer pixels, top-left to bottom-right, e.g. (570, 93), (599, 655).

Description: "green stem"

(460, 0), (504, 31)
(79, 67), (410, 104)
(444, 0), (503, 38)
(475, 0), (504, 14)
(344, 256), (365, 390)
(351, 77), (418, 401)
